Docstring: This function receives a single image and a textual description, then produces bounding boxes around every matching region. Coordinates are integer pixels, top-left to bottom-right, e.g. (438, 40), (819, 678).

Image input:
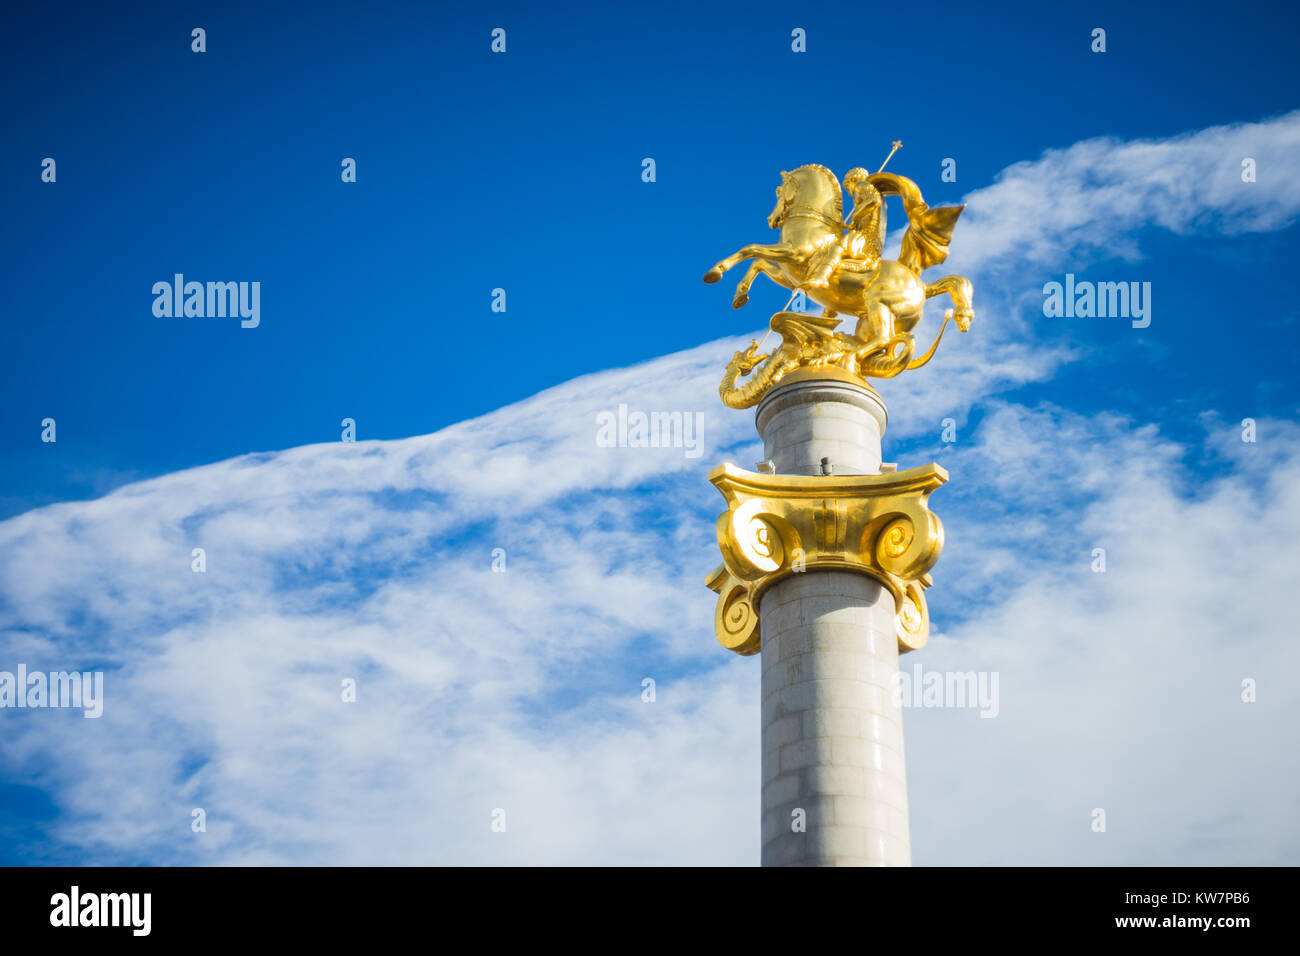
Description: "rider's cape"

(868, 172), (965, 274)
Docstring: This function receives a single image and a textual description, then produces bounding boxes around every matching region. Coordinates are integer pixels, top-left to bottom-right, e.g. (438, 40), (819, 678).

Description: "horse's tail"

(906, 313), (951, 371)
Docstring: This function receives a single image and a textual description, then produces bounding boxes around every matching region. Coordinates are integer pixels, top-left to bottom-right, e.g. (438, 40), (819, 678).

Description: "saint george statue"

(703, 145), (975, 408)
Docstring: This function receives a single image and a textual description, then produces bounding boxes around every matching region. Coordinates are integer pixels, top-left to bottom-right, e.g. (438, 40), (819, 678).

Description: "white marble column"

(754, 374), (911, 866)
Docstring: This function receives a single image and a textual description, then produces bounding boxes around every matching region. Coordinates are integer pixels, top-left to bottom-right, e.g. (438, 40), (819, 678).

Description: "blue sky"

(4, 0), (1299, 514)
(1, 1), (1299, 865)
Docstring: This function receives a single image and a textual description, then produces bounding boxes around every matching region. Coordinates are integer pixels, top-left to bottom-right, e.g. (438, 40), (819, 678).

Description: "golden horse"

(703, 164), (973, 378)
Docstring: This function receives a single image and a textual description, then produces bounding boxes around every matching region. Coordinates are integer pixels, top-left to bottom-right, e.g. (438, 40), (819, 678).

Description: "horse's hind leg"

(924, 275), (974, 325)
(732, 260), (795, 308)
(853, 300), (894, 353)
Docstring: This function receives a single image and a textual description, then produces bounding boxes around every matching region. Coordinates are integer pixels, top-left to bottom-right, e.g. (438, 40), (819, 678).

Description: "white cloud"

(954, 109), (1300, 274)
(908, 406), (1300, 865)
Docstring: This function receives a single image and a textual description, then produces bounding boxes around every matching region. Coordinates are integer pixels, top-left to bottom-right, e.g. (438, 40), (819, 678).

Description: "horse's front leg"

(732, 259), (796, 309)
(704, 243), (800, 284)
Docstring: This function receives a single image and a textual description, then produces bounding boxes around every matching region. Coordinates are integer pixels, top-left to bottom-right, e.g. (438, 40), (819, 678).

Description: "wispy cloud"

(955, 109), (1300, 272)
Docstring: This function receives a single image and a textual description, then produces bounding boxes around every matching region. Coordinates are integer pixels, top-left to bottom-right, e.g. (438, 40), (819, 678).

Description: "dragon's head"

(729, 340), (767, 375)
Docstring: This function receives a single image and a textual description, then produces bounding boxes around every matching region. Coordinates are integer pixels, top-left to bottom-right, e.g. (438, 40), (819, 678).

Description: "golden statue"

(704, 145), (974, 408)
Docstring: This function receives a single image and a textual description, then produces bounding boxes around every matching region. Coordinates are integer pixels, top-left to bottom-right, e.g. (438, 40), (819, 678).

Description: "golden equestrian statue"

(703, 143), (974, 408)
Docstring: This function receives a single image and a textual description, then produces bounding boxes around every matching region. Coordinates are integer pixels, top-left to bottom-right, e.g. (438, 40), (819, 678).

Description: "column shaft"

(755, 376), (911, 866)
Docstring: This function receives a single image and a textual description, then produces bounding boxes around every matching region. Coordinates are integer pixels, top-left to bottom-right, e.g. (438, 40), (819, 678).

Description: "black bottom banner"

(0, 865), (1285, 942)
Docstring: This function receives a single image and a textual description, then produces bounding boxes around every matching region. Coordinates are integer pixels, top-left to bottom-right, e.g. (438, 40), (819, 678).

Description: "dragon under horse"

(704, 148), (974, 408)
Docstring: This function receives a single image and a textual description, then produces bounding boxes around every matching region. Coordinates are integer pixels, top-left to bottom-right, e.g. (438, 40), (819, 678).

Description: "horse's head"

(768, 171), (797, 229)
(768, 165), (843, 230)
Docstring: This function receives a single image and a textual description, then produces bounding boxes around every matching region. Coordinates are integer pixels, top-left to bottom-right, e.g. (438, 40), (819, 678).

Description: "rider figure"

(800, 167), (886, 290)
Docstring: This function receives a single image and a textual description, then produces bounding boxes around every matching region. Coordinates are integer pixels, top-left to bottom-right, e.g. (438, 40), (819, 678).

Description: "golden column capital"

(706, 462), (947, 656)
